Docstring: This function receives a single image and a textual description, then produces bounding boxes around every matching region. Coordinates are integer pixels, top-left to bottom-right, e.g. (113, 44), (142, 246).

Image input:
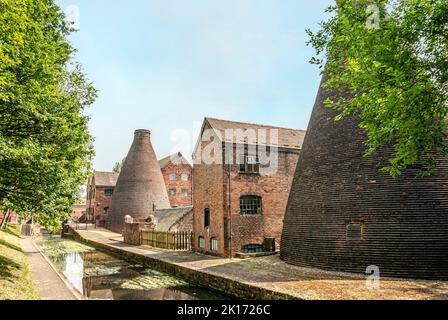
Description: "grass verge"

(0, 225), (39, 300)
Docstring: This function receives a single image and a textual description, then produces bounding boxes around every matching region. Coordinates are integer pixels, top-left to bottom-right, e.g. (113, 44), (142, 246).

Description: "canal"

(36, 237), (230, 300)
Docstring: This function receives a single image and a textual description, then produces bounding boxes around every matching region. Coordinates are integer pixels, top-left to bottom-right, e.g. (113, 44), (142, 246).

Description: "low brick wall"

(70, 228), (296, 300)
(123, 223), (141, 245)
(123, 220), (156, 246)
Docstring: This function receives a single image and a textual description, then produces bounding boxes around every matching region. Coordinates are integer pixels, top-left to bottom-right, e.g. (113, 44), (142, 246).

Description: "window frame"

(104, 188), (114, 197)
(181, 173), (189, 181)
(240, 244), (264, 254)
(346, 222), (364, 241)
(204, 208), (210, 229)
(169, 173), (177, 181)
(198, 236), (206, 249)
(239, 195), (262, 215)
(210, 238), (218, 252)
(239, 154), (260, 174)
(168, 189), (177, 197)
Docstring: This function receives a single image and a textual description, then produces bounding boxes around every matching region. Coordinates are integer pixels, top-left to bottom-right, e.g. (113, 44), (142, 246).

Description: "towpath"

(22, 237), (79, 300)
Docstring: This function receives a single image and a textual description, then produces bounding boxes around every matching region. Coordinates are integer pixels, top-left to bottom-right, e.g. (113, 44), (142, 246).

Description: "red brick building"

(0, 210), (19, 225)
(159, 152), (193, 208)
(86, 171), (119, 227)
(192, 117), (306, 257)
(71, 204), (86, 221)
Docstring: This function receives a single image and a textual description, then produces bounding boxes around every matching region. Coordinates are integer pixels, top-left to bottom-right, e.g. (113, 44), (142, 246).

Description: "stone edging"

(70, 229), (297, 300)
(31, 237), (84, 300)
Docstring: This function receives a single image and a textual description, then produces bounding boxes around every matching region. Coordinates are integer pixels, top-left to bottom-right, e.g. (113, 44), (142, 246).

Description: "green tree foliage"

(0, 0), (97, 231)
(112, 157), (126, 173)
(307, 0), (448, 176)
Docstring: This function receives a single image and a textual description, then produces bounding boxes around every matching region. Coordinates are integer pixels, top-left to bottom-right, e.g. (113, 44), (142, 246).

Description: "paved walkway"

(22, 237), (78, 300)
(75, 228), (448, 300)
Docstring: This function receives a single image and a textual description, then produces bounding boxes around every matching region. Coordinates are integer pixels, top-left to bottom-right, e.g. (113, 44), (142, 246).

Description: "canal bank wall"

(69, 227), (295, 300)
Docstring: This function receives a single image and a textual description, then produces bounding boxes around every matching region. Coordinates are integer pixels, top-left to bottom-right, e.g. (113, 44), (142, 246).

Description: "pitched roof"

(152, 206), (193, 232)
(94, 171), (119, 187)
(204, 117), (306, 150)
(158, 152), (192, 169)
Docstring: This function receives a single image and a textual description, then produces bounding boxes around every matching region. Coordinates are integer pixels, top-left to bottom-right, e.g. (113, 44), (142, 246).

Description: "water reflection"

(38, 238), (228, 300)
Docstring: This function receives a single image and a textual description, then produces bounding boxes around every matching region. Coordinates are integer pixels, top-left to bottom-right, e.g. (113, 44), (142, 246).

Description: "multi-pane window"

(181, 189), (189, 197)
(240, 244), (264, 254)
(104, 188), (114, 197)
(169, 189), (176, 196)
(181, 173), (189, 181)
(198, 236), (206, 249)
(211, 238), (218, 251)
(204, 208), (210, 228)
(239, 154), (260, 174)
(240, 196), (262, 215)
(169, 173), (177, 181)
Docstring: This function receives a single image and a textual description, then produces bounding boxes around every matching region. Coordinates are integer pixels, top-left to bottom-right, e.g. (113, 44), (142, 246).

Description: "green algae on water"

(40, 238), (95, 256)
(120, 269), (188, 290)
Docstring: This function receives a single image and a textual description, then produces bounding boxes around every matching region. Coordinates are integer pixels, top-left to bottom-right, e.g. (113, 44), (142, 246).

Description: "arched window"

(210, 238), (218, 251)
(240, 195), (262, 215)
(198, 236), (206, 249)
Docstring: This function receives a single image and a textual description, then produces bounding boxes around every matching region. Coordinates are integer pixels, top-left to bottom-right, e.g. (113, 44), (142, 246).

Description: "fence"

(141, 230), (193, 251)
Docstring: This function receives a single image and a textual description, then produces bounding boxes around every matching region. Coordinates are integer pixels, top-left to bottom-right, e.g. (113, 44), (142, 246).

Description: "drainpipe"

(227, 147), (232, 258)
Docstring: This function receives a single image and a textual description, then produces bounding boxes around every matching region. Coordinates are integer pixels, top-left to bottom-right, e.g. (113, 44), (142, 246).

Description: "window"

(240, 244), (264, 254)
(204, 208), (210, 228)
(181, 189), (189, 197)
(240, 196), (262, 215)
(181, 173), (189, 181)
(103, 207), (109, 214)
(239, 154), (260, 174)
(198, 236), (206, 249)
(104, 188), (114, 197)
(169, 173), (177, 181)
(168, 189), (176, 196)
(211, 238), (218, 251)
(346, 222), (363, 240)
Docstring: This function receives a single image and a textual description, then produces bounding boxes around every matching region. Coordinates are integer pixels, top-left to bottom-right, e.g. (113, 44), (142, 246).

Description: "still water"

(36, 237), (229, 300)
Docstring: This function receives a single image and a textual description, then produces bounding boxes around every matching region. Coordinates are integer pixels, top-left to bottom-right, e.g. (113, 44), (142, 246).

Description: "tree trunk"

(0, 209), (11, 230)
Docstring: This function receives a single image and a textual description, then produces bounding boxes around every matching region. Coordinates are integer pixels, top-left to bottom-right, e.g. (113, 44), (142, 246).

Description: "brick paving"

(73, 228), (448, 300)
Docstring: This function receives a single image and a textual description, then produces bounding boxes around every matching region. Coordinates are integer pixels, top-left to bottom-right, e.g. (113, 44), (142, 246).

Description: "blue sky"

(57, 0), (333, 171)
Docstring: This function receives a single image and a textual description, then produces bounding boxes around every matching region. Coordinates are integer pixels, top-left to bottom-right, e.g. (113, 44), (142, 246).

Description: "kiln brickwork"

(193, 118), (305, 257)
(159, 153), (193, 207)
(86, 171), (119, 227)
(280, 76), (448, 280)
(106, 129), (170, 233)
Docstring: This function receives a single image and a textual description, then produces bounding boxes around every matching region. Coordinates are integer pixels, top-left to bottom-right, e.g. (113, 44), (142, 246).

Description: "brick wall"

(224, 145), (300, 256)
(86, 182), (114, 228)
(193, 124), (227, 256)
(193, 126), (300, 257)
(71, 204), (86, 221)
(161, 162), (193, 207)
(0, 211), (18, 224)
